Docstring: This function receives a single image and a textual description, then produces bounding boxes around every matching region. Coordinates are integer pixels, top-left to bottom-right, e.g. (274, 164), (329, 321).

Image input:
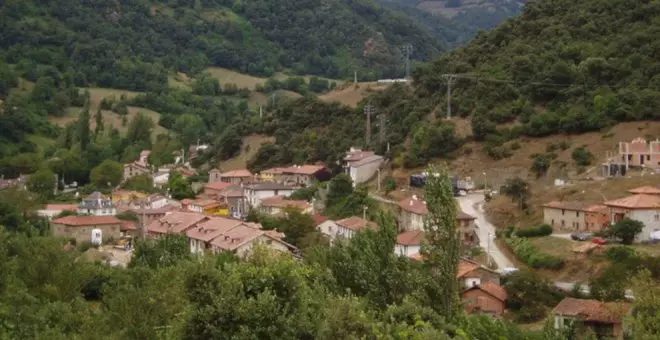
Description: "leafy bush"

(515, 224), (553, 238)
(605, 246), (638, 263)
(504, 236), (564, 270)
(571, 147), (594, 167)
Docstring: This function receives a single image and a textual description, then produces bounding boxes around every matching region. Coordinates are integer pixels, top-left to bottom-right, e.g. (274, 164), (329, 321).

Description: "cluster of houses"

(123, 149), (199, 187)
(542, 185), (660, 241)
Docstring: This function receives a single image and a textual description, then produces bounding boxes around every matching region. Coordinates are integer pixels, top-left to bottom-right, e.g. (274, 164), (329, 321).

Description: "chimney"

(412, 195), (418, 200)
(409, 200), (413, 206)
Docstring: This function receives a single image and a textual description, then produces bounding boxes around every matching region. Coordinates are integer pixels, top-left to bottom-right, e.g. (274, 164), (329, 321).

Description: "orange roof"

(209, 224), (265, 251)
(147, 212), (207, 234)
(457, 259), (480, 278)
(398, 197), (474, 220)
(584, 204), (608, 214)
(465, 282), (508, 302)
(553, 297), (631, 324)
(344, 150), (375, 162)
(336, 216), (378, 231)
(44, 204), (78, 211)
(542, 201), (588, 211)
(396, 230), (425, 246)
(280, 165), (326, 175)
(628, 186), (660, 195)
(120, 220), (138, 231)
(51, 215), (121, 226)
(260, 196), (311, 210)
(186, 217), (245, 242)
(220, 169), (253, 178)
(312, 214), (329, 226)
(604, 194), (660, 209)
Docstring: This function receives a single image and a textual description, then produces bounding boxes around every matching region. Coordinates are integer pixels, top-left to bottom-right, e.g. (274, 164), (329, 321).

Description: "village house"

(317, 216), (378, 242)
(603, 194), (660, 241)
(37, 203), (78, 219)
(343, 147), (384, 186)
(184, 198), (229, 216)
(261, 165), (330, 186)
(618, 137), (660, 169)
(583, 204), (611, 231)
(78, 191), (116, 216)
(244, 182), (298, 208)
(397, 196), (478, 245)
(542, 201), (588, 231)
(51, 215), (122, 243)
(259, 196), (312, 216)
(208, 223), (296, 257)
(123, 162), (150, 182)
(120, 220), (139, 238)
(628, 185), (660, 195)
(186, 217), (246, 254)
(111, 190), (148, 203)
(216, 169), (254, 185)
(395, 230), (425, 257)
(204, 181), (236, 197)
(552, 297), (632, 339)
(130, 205), (177, 226)
(146, 212), (208, 237)
(215, 188), (247, 218)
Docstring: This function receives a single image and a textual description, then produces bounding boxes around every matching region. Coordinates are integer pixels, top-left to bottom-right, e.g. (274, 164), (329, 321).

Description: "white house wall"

(627, 209), (660, 241)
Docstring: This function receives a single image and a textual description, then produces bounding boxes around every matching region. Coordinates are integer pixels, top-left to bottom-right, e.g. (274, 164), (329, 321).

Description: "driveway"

(457, 193), (514, 270)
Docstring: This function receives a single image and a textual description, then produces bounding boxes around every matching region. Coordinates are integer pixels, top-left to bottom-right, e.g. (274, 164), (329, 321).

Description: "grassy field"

(168, 72), (192, 90)
(205, 67), (268, 90)
(218, 134), (274, 170)
(529, 236), (577, 260)
(319, 81), (389, 108)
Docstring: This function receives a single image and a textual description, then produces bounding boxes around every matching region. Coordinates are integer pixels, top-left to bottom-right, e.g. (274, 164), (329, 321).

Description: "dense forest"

(0, 0), (453, 86)
(247, 0), (660, 170)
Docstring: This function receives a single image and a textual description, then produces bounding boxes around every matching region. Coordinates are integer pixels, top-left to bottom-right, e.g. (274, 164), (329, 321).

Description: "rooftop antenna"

(442, 74), (457, 119)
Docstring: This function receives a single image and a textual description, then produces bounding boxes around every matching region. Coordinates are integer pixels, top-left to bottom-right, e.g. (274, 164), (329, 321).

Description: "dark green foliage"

(503, 270), (564, 322)
(131, 233), (190, 269)
(26, 168), (57, 200)
(501, 177), (530, 211)
(122, 174), (155, 193)
(515, 224), (553, 238)
(530, 153), (554, 177)
(571, 147), (594, 167)
(168, 171), (195, 200)
(605, 246), (638, 263)
(504, 236), (564, 270)
(289, 185), (319, 201)
(608, 218), (644, 245)
(89, 160), (122, 188)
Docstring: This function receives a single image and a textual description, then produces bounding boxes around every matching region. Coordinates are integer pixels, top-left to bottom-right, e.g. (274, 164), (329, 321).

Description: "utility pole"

(401, 44), (413, 79)
(354, 70), (358, 84)
(259, 106), (263, 119)
(364, 104), (376, 147)
(442, 74), (457, 119)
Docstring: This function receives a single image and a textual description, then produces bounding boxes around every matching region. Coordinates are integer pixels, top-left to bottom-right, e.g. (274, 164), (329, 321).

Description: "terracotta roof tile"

(344, 150), (375, 162)
(396, 230), (425, 246)
(552, 297), (631, 324)
(147, 212), (207, 234)
(542, 201), (589, 211)
(209, 224), (264, 251)
(628, 186), (660, 195)
(186, 217), (245, 242)
(120, 220), (138, 231)
(336, 216), (378, 231)
(220, 169), (253, 178)
(312, 214), (329, 226)
(457, 259), (480, 278)
(469, 282), (508, 302)
(51, 215), (121, 226)
(604, 194), (660, 209)
(399, 197), (474, 221)
(260, 196), (310, 210)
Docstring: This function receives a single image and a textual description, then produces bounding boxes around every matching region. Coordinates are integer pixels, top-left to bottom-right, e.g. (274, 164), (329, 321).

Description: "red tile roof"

(209, 224), (265, 251)
(552, 297), (632, 324)
(336, 216), (378, 231)
(396, 230), (425, 246)
(465, 282), (508, 302)
(205, 182), (235, 191)
(186, 217), (245, 242)
(628, 186), (660, 195)
(457, 259), (481, 278)
(44, 204), (78, 211)
(220, 169), (253, 178)
(280, 165), (326, 175)
(260, 196), (310, 210)
(120, 220), (138, 231)
(584, 204), (608, 214)
(312, 214), (329, 226)
(147, 212), (207, 234)
(604, 194), (660, 209)
(398, 196), (475, 220)
(344, 150), (375, 162)
(51, 215), (121, 226)
(542, 201), (588, 211)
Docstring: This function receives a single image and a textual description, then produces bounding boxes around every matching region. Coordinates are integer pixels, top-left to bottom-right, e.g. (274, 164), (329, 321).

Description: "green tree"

(630, 270), (660, 339)
(503, 270), (563, 322)
(130, 233), (190, 269)
(609, 218), (644, 245)
(173, 114), (205, 148)
(531, 153), (552, 178)
(78, 105), (91, 151)
(168, 171), (195, 200)
(90, 160), (122, 188)
(122, 174), (154, 193)
(214, 129), (243, 160)
(501, 177), (530, 211)
(571, 147), (594, 167)
(126, 112), (154, 147)
(326, 173), (353, 208)
(26, 168), (57, 200)
(94, 107), (104, 136)
(384, 176), (397, 196)
(421, 166), (460, 320)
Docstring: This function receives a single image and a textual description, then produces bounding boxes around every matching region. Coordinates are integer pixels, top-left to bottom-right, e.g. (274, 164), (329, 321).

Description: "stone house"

(146, 212), (208, 237)
(397, 196), (478, 245)
(51, 215), (122, 243)
(244, 182), (298, 208)
(261, 165), (330, 186)
(617, 137), (660, 169)
(123, 162), (150, 181)
(217, 169), (254, 185)
(395, 230), (425, 257)
(186, 217), (246, 254)
(259, 196), (312, 216)
(603, 194), (660, 241)
(209, 224), (295, 257)
(204, 181), (236, 197)
(462, 282), (508, 316)
(552, 297), (632, 339)
(317, 216), (377, 242)
(343, 148), (383, 186)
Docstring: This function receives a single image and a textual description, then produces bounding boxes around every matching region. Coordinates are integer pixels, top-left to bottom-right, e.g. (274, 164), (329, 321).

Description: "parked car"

(571, 232), (592, 241)
(592, 237), (608, 245)
(500, 267), (519, 275)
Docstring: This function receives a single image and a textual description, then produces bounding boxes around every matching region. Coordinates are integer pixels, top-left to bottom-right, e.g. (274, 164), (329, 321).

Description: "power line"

(378, 113), (387, 145)
(441, 74), (457, 119)
(450, 73), (660, 90)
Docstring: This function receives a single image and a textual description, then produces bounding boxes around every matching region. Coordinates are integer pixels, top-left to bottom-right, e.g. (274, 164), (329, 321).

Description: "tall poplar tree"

(94, 107), (104, 136)
(420, 166), (460, 320)
(78, 103), (90, 151)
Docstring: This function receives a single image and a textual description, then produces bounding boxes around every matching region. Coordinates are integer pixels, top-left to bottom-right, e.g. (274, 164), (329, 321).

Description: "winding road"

(457, 193), (514, 270)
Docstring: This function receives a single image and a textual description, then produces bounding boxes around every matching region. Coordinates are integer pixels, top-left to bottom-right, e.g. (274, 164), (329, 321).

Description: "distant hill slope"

(0, 0), (454, 91)
(379, 0), (528, 35)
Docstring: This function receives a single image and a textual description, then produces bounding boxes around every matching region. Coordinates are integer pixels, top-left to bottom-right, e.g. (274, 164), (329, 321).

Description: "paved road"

(555, 281), (634, 299)
(457, 193), (514, 270)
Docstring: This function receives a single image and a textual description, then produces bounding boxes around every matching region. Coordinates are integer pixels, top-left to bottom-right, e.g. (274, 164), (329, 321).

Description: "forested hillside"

(1, 0), (450, 88)
(247, 0), (660, 170)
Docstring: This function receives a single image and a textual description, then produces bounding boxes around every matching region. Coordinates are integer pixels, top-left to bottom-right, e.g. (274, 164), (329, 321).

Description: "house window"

(328, 226), (333, 232)
(561, 209), (565, 215)
(576, 211), (579, 217)
(655, 214), (659, 222)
